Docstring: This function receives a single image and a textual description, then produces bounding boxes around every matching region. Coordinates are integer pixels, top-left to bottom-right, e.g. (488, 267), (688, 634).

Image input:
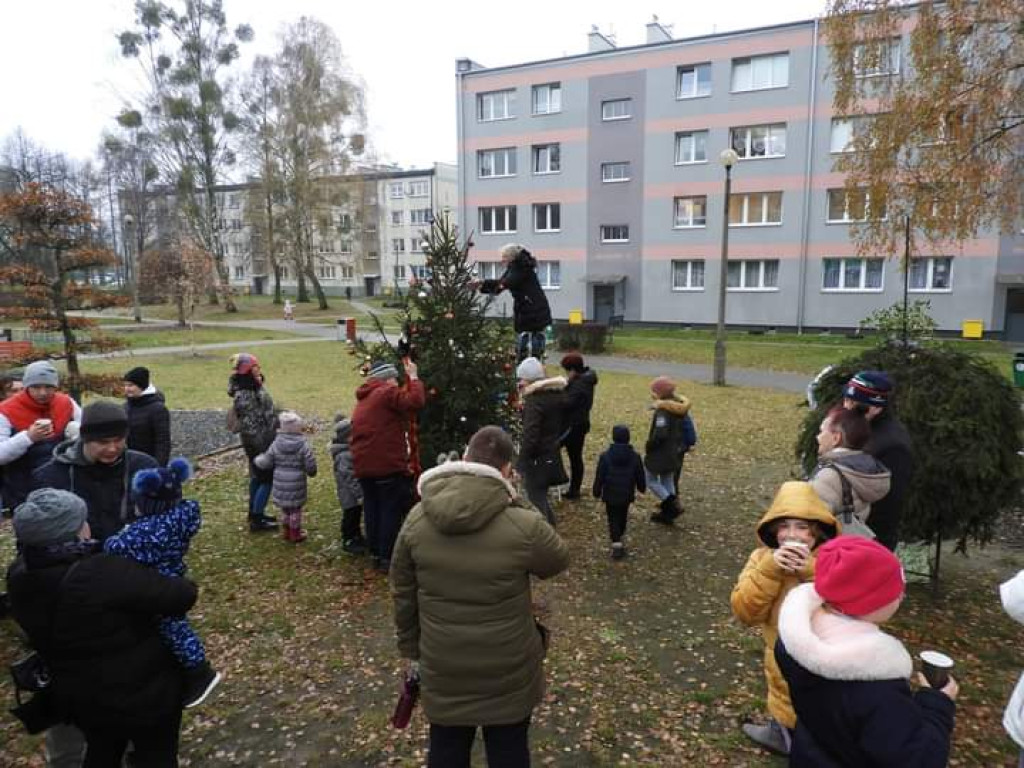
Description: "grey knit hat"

(368, 361), (399, 380)
(22, 361), (59, 388)
(13, 489), (88, 546)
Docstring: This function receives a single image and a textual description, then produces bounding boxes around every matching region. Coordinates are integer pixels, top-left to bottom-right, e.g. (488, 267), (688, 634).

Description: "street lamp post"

(713, 148), (739, 386)
(123, 214), (142, 323)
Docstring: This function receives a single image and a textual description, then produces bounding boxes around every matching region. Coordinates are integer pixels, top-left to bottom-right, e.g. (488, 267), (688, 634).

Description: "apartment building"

(135, 163), (456, 298)
(456, 19), (1024, 337)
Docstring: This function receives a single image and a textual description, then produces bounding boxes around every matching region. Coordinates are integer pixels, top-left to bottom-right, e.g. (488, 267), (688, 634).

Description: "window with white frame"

(853, 38), (901, 77)
(673, 196), (707, 228)
(533, 203), (561, 233)
(730, 123), (787, 159)
(479, 205), (517, 234)
(476, 261), (502, 280)
(532, 143), (561, 174)
(601, 98), (632, 121)
(339, 240), (352, 254)
(537, 260), (561, 289)
(674, 131), (708, 164)
(367, 251), (378, 260)
(478, 147), (517, 178)
(909, 257), (953, 291)
(393, 264), (406, 280)
(830, 116), (875, 153)
(233, 265), (245, 279)
(601, 161), (630, 183)
(672, 260), (705, 290)
(318, 240), (334, 253)
(410, 209), (432, 225)
(532, 82), (561, 115)
(411, 238), (423, 252)
(727, 259), (780, 290)
(340, 264), (354, 279)
(318, 265), (337, 279)
(410, 265), (431, 280)
(822, 257), (884, 291)
(827, 188), (886, 223)
(390, 211), (403, 226)
(228, 194), (240, 209)
(392, 238), (406, 252)
(729, 192), (783, 226)
(677, 63), (712, 98)
(407, 180), (429, 197)
(731, 52), (789, 92)
(338, 213), (352, 231)
(279, 266), (289, 279)
(389, 182), (404, 199)
(600, 224), (629, 242)
(477, 89), (515, 121)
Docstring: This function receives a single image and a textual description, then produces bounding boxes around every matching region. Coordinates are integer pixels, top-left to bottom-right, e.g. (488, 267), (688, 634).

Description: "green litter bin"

(1014, 353), (1024, 387)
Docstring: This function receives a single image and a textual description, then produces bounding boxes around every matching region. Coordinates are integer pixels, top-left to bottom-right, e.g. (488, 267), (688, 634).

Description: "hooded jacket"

(1001, 570), (1024, 749)
(730, 482), (839, 729)
(479, 252), (553, 333)
(351, 377), (426, 479)
(125, 386), (171, 466)
(563, 368), (599, 433)
(229, 374), (277, 460)
(862, 410), (914, 549)
(775, 583), (954, 767)
(811, 448), (891, 524)
(255, 431), (318, 509)
(519, 377), (568, 468)
(390, 461), (569, 726)
(330, 419), (363, 510)
(644, 395), (695, 475)
(33, 440), (159, 543)
(592, 427), (646, 506)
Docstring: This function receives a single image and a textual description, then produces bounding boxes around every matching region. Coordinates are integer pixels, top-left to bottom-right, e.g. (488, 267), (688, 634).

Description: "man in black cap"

(123, 366), (171, 466)
(33, 400), (158, 543)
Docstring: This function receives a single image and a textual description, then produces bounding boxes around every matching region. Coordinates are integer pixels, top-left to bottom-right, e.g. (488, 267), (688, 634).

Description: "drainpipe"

(796, 18), (820, 334)
(455, 70), (466, 245)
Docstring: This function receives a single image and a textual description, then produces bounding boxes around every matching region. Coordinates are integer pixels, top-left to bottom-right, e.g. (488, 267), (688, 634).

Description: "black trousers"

(359, 475), (412, 565)
(561, 425), (587, 496)
(341, 504), (364, 541)
(428, 717), (531, 768)
(605, 503), (629, 543)
(82, 710), (182, 768)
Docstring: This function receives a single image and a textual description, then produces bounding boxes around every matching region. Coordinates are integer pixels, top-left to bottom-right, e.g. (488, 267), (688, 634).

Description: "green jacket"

(390, 460), (570, 726)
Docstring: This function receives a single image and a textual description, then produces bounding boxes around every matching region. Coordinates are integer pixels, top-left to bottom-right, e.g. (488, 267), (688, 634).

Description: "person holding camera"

(475, 243), (552, 362)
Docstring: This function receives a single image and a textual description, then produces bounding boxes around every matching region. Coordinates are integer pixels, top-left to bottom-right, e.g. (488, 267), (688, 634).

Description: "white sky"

(0, 0), (825, 171)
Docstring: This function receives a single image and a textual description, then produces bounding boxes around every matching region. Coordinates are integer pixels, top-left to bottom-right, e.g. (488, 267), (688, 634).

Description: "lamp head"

(719, 148), (739, 169)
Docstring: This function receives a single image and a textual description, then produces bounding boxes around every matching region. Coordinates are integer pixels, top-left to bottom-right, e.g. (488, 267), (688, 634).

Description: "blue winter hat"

(132, 457), (193, 517)
(612, 424), (631, 444)
(843, 371), (893, 408)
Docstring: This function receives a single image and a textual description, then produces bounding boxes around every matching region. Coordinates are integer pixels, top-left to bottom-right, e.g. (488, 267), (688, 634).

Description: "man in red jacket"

(351, 359), (425, 573)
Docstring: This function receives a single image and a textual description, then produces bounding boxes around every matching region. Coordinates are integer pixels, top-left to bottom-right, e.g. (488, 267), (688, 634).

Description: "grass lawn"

(1, 349), (1022, 766)
(610, 327), (1016, 378)
(136, 295), (380, 326)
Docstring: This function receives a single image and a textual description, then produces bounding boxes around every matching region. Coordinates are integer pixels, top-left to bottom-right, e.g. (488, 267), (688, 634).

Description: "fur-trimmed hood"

(651, 394), (691, 416)
(522, 376), (567, 397)
(778, 583), (912, 682)
(417, 460), (517, 534)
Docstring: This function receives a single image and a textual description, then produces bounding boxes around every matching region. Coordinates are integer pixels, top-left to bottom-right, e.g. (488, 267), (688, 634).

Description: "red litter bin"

(337, 317), (357, 343)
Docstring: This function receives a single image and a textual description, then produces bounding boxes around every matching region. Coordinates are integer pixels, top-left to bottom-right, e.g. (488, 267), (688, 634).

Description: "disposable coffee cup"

(782, 540), (810, 555)
(35, 419), (52, 430)
(920, 650), (954, 689)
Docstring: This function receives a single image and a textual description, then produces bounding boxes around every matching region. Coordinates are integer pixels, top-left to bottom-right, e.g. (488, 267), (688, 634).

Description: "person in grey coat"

(330, 413), (365, 555)
(254, 411), (317, 543)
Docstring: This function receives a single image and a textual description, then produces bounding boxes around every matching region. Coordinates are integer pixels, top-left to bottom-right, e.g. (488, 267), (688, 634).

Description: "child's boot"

(183, 660), (222, 708)
(291, 511), (307, 543)
(281, 513), (292, 541)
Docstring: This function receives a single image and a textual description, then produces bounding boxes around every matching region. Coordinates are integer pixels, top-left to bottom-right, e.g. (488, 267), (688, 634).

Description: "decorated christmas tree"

(354, 213), (519, 470)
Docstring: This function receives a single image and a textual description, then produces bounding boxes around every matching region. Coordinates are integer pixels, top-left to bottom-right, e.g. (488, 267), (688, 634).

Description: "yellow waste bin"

(568, 309), (584, 325)
(961, 319), (983, 339)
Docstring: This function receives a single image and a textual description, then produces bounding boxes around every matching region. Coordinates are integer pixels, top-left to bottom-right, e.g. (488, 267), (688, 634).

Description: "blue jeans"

(517, 332), (546, 362)
(646, 469), (675, 501)
(248, 464), (272, 519)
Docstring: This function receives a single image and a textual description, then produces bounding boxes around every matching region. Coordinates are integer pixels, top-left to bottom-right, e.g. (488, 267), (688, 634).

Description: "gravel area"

(170, 409), (239, 459)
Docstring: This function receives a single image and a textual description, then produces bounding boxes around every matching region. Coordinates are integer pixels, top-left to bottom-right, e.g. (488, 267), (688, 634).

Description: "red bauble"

(444, 311), (454, 320)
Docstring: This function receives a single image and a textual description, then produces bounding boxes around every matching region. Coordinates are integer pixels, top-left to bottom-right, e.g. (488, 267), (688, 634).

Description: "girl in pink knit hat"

(643, 377), (696, 524)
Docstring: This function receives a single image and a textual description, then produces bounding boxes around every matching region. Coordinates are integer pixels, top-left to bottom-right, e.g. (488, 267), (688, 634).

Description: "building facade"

(456, 19), (1024, 336)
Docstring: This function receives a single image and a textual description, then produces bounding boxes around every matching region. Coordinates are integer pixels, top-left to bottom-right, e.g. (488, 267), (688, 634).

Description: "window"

(674, 131), (708, 164)
(822, 258), (884, 291)
(476, 261), (501, 280)
(318, 240), (334, 253)
(601, 162), (630, 183)
(729, 192), (783, 226)
(230, 219), (242, 231)
(389, 182), (404, 199)
(477, 89), (515, 121)
(537, 260), (561, 289)
(677, 64), (712, 98)
(364, 220), (377, 233)
(671, 260), (705, 290)
(394, 265), (407, 280)
(478, 147), (517, 178)
(730, 123), (787, 159)
(600, 224), (629, 243)
(279, 266), (289, 279)
(339, 240), (352, 254)
(390, 211), (403, 226)
(601, 98), (632, 121)
(233, 265), (245, 279)
(921, 110), (965, 146)
(726, 259), (780, 290)
(532, 83), (561, 115)
(909, 257), (953, 291)
(228, 194), (240, 209)
(532, 143), (561, 174)
(533, 203), (561, 233)
(827, 188), (886, 223)
(673, 196), (707, 228)
(318, 265), (337, 279)
(392, 238), (406, 253)
(411, 238), (423, 252)
(410, 265), (431, 280)
(340, 265), (355, 279)
(853, 38), (901, 77)
(410, 209), (432, 225)
(731, 52), (789, 92)
(830, 116), (875, 153)
(479, 206), (517, 234)
(338, 213), (352, 231)
(367, 251), (379, 260)
(407, 180), (429, 197)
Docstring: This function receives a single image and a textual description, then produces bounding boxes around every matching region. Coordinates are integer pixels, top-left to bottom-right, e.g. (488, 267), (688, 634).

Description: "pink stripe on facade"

(647, 104), (809, 133)
(466, 189), (587, 207)
(472, 247), (587, 261)
(644, 243), (803, 260)
(645, 176), (809, 197)
(463, 128), (588, 152)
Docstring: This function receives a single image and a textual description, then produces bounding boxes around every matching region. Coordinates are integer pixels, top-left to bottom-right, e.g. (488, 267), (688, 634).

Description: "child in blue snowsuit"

(103, 457), (221, 708)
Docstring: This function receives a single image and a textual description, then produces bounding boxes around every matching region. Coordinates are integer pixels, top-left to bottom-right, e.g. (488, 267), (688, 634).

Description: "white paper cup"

(35, 419), (52, 430)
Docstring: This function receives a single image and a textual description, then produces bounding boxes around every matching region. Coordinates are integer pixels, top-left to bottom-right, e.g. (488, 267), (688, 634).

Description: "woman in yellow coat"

(731, 481), (839, 756)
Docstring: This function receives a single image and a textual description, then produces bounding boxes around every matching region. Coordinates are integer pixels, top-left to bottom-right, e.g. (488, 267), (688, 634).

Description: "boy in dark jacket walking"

(644, 377), (697, 524)
(560, 353), (598, 500)
(477, 243), (553, 362)
(255, 411), (318, 543)
(330, 413), (365, 554)
(123, 366), (171, 466)
(592, 425), (646, 559)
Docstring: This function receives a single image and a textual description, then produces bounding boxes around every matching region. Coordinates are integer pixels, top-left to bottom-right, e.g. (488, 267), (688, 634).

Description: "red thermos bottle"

(391, 670), (420, 729)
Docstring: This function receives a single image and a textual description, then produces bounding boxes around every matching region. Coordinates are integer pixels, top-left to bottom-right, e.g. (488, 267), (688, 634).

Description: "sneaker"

(183, 661), (222, 708)
(611, 543), (626, 560)
(249, 516), (278, 533)
(342, 537), (367, 555)
(649, 512), (674, 525)
(741, 720), (791, 756)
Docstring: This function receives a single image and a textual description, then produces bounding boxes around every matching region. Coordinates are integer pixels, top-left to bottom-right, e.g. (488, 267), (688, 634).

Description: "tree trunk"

(51, 271), (81, 402)
(175, 292), (187, 327)
(305, 260), (329, 310)
(295, 257), (309, 303)
(273, 265), (282, 304)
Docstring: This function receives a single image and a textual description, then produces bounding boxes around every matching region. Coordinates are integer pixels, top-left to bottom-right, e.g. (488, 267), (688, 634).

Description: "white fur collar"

(417, 460), (516, 498)
(522, 376), (567, 397)
(777, 583), (913, 681)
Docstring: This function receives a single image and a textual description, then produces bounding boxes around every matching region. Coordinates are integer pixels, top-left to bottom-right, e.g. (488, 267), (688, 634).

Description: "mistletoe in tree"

(354, 214), (518, 470)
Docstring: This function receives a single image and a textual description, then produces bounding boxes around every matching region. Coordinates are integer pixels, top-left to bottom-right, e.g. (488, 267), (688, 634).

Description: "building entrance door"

(594, 285), (615, 324)
(1006, 289), (1024, 342)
